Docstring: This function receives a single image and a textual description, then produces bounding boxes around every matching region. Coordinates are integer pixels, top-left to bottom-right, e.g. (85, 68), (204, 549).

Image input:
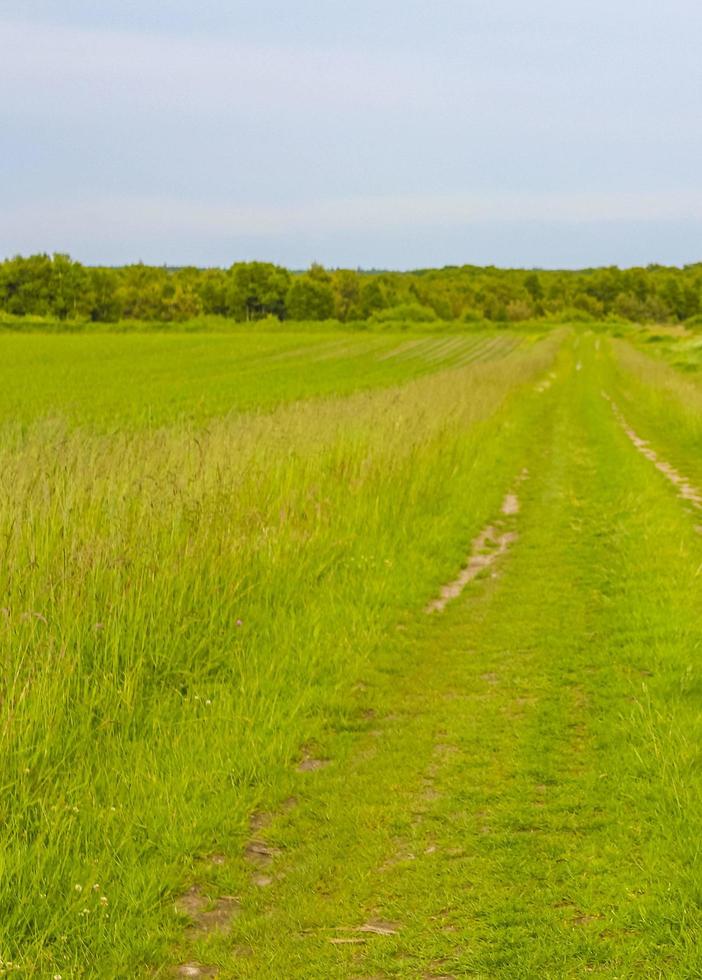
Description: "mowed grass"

(0, 329), (555, 976)
(0, 329), (526, 428)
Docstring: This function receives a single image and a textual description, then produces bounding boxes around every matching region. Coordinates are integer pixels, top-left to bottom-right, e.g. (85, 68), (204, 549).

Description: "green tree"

(524, 272), (544, 302)
(87, 268), (121, 321)
(331, 269), (362, 321)
(286, 276), (335, 320)
(226, 262), (290, 320)
(197, 269), (229, 316)
(50, 254), (89, 320)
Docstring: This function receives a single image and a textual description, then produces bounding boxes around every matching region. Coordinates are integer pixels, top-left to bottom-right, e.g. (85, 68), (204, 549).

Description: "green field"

(3, 326), (702, 978)
(633, 323), (702, 375)
(0, 330), (526, 428)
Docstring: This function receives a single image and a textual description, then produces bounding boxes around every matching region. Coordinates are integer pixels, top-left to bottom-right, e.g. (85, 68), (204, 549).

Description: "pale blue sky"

(2, 1), (701, 268)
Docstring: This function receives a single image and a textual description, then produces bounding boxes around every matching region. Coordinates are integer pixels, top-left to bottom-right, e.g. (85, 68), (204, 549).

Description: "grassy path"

(173, 338), (702, 977)
(0, 335), (560, 976)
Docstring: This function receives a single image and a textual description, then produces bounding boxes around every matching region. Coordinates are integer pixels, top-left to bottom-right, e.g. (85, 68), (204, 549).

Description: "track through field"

(170, 336), (702, 978)
(3, 328), (702, 977)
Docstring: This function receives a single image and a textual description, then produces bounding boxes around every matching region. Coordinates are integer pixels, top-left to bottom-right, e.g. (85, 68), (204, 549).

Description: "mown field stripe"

(0, 331), (534, 429)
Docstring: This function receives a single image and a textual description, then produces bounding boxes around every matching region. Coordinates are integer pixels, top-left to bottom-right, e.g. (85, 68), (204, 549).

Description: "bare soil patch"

(173, 962), (218, 978)
(244, 841), (280, 866)
(175, 886), (240, 939)
(426, 471), (527, 613)
(297, 756), (329, 772)
(606, 395), (702, 509)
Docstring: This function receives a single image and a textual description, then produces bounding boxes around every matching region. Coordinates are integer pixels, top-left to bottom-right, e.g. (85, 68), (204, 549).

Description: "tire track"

(425, 469), (529, 614)
(604, 393), (702, 512)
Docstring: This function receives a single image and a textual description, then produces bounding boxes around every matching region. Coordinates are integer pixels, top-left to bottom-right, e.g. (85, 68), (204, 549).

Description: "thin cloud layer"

(2, 2), (702, 267)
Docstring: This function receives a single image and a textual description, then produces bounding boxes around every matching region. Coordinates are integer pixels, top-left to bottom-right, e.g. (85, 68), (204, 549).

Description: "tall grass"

(0, 333), (559, 974)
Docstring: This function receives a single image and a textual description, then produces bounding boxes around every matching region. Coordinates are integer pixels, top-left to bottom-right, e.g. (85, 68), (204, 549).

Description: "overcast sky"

(2, 1), (701, 269)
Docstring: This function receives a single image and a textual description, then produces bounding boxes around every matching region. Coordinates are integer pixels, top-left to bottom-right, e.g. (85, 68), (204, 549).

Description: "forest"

(1, 253), (702, 325)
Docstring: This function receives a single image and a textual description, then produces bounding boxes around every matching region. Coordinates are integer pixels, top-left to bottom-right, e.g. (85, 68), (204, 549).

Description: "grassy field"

(0, 330), (526, 428)
(630, 323), (702, 375)
(2, 326), (702, 977)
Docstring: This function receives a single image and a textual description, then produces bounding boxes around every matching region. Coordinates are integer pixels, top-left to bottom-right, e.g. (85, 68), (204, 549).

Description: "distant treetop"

(0, 253), (700, 326)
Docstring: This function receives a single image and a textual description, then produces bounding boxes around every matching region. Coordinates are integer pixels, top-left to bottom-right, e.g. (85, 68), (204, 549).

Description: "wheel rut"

(168, 467), (532, 977)
(604, 392), (702, 513)
(164, 340), (702, 977)
(425, 468), (529, 614)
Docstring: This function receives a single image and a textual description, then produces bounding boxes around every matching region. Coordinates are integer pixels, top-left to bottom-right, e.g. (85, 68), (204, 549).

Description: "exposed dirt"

(297, 755), (330, 772)
(571, 913), (604, 927)
(175, 887), (208, 920)
(356, 919), (400, 936)
(327, 919), (401, 941)
(425, 526), (516, 614)
(501, 493), (520, 516)
(194, 897), (239, 934)
(244, 841), (280, 866)
(252, 873), (274, 887)
(171, 878), (239, 973)
(249, 810), (273, 833)
(426, 468), (528, 614)
(606, 395), (702, 510)
(173, 962), (218, 978)
(175, 886), (240, 939)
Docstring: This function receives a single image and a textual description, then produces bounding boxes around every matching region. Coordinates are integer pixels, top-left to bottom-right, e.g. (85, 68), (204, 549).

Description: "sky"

(2, 1), (702, 269)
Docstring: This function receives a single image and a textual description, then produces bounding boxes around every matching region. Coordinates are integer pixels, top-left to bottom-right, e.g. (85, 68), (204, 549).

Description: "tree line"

(1, 253), (702, 325)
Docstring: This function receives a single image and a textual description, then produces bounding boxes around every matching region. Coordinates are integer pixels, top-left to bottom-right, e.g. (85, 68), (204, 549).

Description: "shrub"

(370, 303), (439, 325)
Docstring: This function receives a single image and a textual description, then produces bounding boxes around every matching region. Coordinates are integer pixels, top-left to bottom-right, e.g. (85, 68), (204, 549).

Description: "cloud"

(2, 4), (702, 267)
(4, 190), (702, 248)
(4, 13), (698, 138)
(1, 17), (448, 118)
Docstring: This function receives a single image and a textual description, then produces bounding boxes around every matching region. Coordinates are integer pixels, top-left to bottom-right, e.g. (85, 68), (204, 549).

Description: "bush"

(461, 308), (483, 323)
(370, 302), (439, 325)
